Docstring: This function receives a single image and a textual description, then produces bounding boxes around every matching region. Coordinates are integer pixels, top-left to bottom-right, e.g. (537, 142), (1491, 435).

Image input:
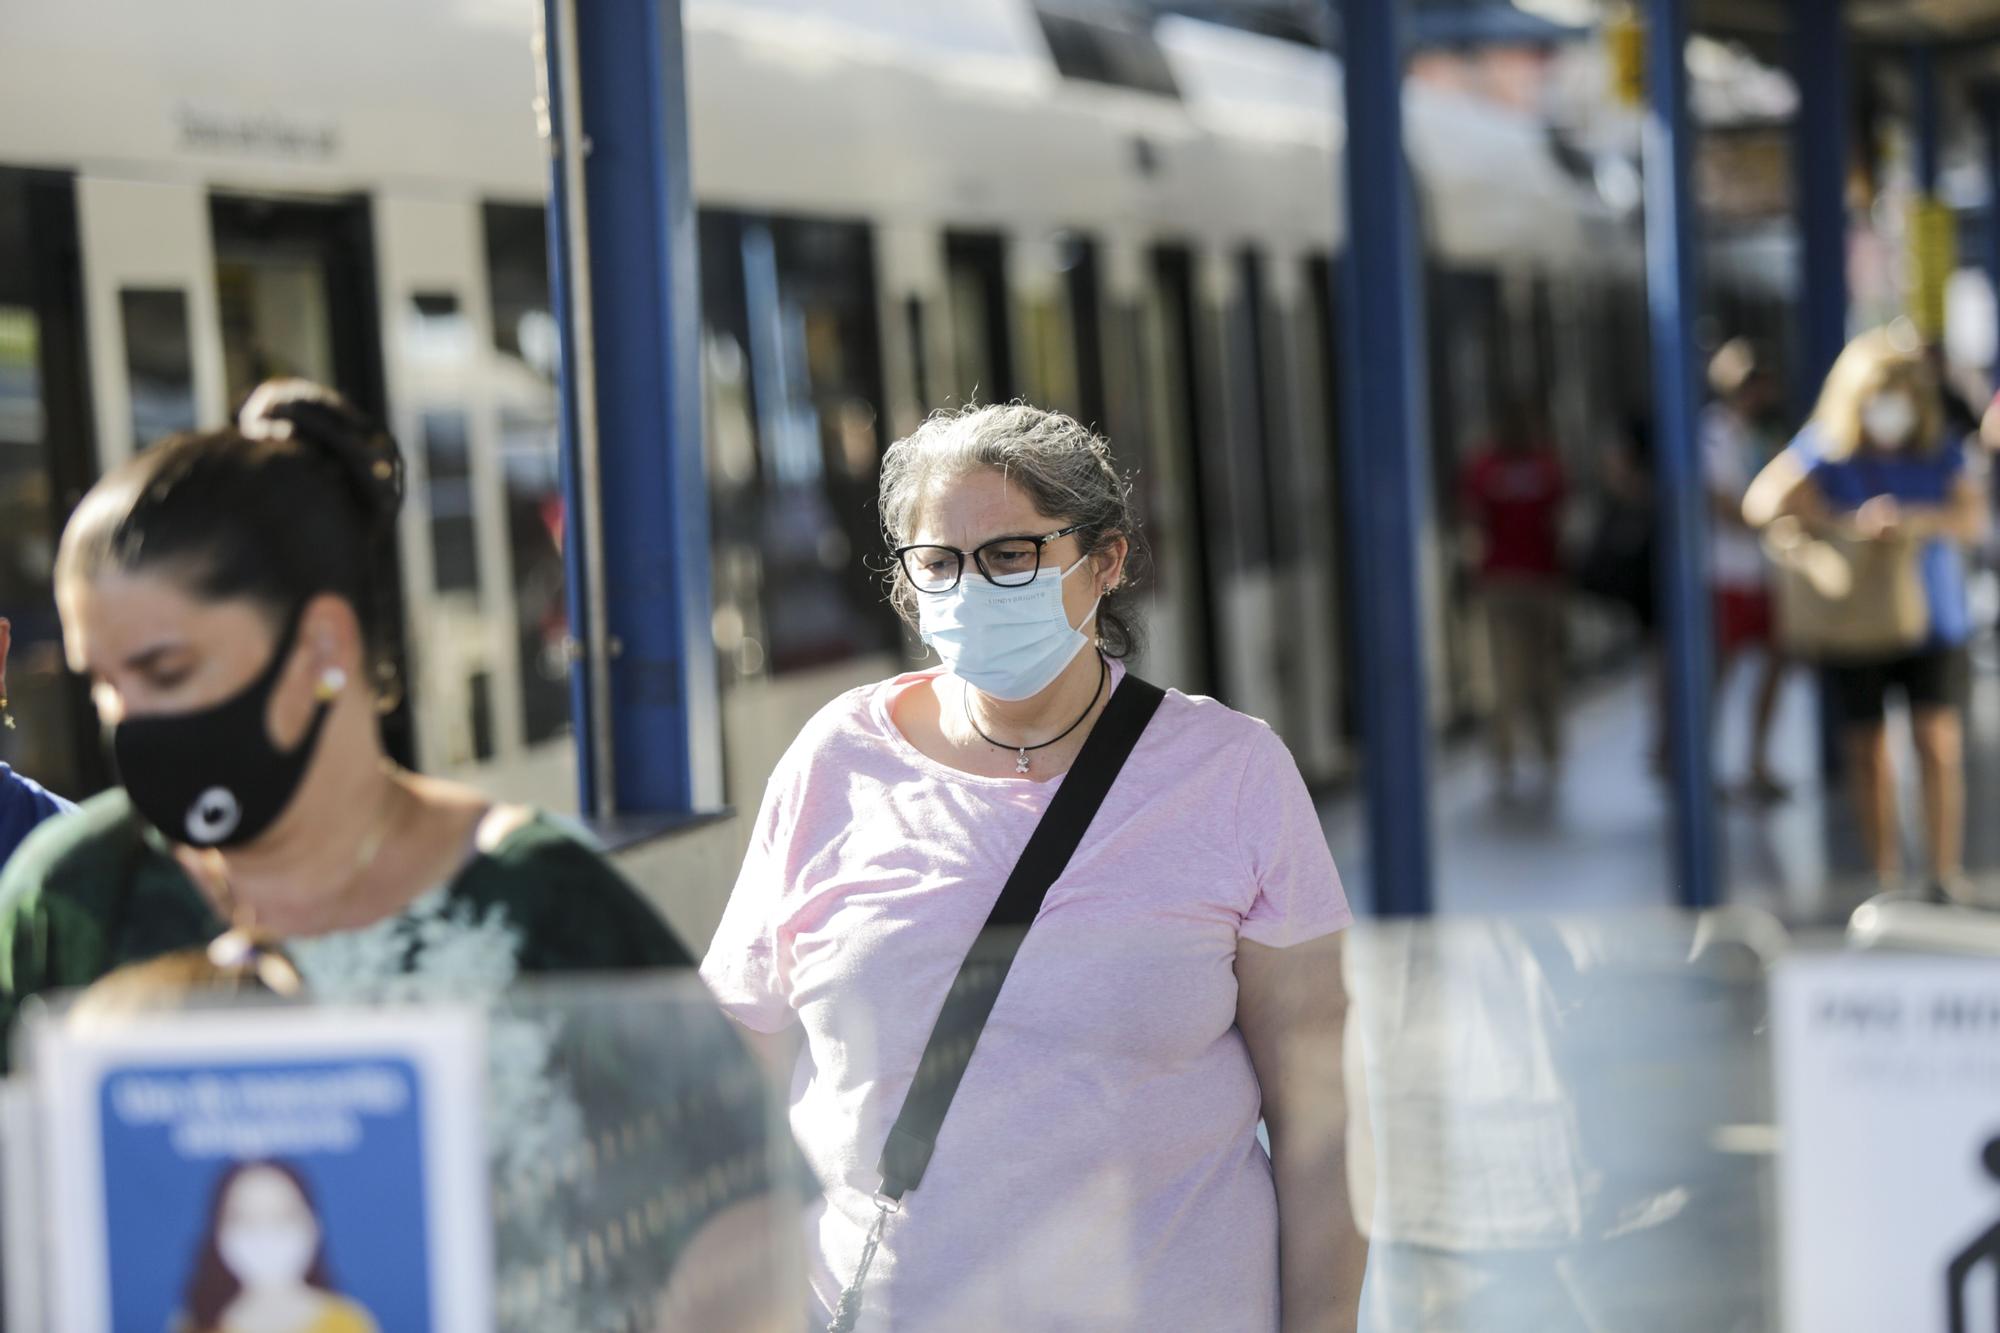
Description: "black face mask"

(110, 604), (333, 849)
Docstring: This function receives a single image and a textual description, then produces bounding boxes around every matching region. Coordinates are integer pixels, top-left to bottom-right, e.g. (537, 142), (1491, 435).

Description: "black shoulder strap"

(877, 673), (1166, 1200)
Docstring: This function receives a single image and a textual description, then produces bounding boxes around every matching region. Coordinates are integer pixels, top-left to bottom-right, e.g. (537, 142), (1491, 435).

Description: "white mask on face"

(218, 1222), (318, 1289)
(1862, 393), (1919, 450)
(917, 555), (1100, 702)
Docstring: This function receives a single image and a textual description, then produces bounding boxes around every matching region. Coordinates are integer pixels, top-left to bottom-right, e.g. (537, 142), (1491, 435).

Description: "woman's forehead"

(912, 470), (1060, 544)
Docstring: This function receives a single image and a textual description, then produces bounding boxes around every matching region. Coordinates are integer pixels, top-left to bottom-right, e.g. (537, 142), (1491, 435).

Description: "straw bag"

(1761, 516), (1928, 660)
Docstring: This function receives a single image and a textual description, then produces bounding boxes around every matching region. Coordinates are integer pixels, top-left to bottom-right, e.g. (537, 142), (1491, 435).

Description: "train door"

(208, 193), (412, 765)
(1428, 265), (1507, 729)
(1209, 249), (1286, 731)
(1140, 245), (1220, 697)
(696, 209), (901, 807)
(373, 196), (535, 796)
(944, 231), (1014, 407)
(0, 169), (103, 798)
(1306, 253), (1358, 762)
(1265, 256), (1343, 784)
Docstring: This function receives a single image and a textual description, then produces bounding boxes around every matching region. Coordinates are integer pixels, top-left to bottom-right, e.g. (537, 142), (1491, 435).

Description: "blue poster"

(97, 1057), (431, 1333)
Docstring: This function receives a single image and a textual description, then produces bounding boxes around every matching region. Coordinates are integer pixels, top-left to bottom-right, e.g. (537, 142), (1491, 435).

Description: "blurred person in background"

(0, 380), (803, 1331)
(703, 404), (1366, 1332)
(1457, 400), (1568, 798)
(1703, 339), (1791, 802)
(1745, 328), (1988, 902)
(0, 613), (75, 866)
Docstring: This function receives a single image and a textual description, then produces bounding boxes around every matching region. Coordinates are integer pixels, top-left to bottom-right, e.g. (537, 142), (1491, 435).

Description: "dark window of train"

(700, 209), (897, 677)
(1034, 9), (1180, 98)
(119, 288), (197, 446)
(1209, 251), (1274, 573)
(904, 295), (930, 409)
(478, 201), (571, 749)
(0, 169), (103, 796)
(1061, 233), (1107, 432)
(421, 409), (480, 595)
(1308, 253), (1360, 744)
(944, 232), (1014, 405)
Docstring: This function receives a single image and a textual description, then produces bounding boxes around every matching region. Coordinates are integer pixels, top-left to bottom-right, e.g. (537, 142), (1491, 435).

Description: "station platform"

(1318, 639), (2000, 925)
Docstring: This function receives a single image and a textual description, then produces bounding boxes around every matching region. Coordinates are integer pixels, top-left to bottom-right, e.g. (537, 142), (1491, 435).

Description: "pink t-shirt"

(701, 663), (1352, 1331)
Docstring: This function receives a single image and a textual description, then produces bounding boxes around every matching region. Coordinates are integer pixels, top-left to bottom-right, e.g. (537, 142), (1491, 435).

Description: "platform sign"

(1775, 954), (2000, 1331)
(22, 1004), (491, 1333)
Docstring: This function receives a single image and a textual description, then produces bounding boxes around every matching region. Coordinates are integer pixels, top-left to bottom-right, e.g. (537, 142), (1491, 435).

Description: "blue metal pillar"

(1914, 44), (1943, 197)
(1793, 0), (1850, 407)
(1980, 86), (2000, 380)
(1333, 0), (1434, 916)
(1645, 0), (1720, 909)
(1793, 0), (1850, 785)
(539, 0), (723, 821)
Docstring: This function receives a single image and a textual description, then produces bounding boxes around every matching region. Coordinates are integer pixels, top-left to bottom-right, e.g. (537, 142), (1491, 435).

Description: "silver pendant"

(1015, 749), (1030, 774)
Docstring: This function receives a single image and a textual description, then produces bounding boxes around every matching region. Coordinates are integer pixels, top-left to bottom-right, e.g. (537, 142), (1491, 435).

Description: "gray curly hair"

(877, 403), (1146, 659)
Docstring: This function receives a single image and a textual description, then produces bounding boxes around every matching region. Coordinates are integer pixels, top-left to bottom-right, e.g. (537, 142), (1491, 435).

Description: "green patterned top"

(0, 789), (695, 1056)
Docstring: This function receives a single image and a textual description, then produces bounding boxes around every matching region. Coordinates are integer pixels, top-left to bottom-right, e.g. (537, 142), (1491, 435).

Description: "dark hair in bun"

(57, 378), (407, 698)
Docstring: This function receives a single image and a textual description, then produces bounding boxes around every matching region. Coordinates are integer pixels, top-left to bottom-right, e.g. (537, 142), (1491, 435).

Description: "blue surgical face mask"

(918, 555), (1100, 701)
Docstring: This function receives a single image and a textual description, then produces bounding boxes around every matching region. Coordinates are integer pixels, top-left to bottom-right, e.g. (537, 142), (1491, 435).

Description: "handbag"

(1761, 516), (1929, 660)
(826, 672), (1166, 1333)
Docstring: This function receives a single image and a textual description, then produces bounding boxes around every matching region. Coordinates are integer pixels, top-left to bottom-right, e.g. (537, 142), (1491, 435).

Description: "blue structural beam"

(539, 0), (723, 819)
(1792, 0), (1851, 784)
(1333, 0), (1435, 916)
(1645, 0), (1720, 909)
(1793, 0), (1850, 406)
(1981, 86), (2000, 379)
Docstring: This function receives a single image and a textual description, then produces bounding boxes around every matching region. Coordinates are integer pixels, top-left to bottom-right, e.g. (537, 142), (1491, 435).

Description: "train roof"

(0, 0), (1624, 269)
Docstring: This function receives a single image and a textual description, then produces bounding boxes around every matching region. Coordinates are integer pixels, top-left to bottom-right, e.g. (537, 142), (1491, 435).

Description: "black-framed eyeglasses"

(894, 524), (1088, 594)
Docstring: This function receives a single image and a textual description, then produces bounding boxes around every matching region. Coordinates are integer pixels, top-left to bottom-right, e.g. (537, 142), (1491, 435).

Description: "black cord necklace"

(963, 652), (1109, 775)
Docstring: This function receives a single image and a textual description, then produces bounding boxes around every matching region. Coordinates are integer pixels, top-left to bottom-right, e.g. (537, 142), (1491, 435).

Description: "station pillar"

(1981, 86), (2000, 382)
(1645, 0), (1721, 909)
(1792, 0), (1850, 405)
(1332, 0), (1435, 916)
(538, 0), (723, 821)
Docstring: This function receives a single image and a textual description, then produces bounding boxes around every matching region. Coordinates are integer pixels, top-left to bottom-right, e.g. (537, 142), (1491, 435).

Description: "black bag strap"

(877, 672), (1165, 1201)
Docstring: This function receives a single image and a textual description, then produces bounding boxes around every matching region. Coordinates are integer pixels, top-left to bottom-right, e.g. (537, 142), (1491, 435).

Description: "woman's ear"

(1096, 534), (1130, 594)
(300, 594), (365, 683)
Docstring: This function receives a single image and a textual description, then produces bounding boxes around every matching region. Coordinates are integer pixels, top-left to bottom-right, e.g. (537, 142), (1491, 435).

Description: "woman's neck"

(963, 647), (1107, 746)
(193, 737), (407, 933)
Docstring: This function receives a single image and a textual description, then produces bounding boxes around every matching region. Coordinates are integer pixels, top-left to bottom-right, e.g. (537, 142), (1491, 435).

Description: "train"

(0, 0), (1789, 924)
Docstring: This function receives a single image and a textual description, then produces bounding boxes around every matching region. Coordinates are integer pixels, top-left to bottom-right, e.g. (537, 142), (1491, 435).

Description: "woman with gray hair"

(703, 404), (1366, 1331)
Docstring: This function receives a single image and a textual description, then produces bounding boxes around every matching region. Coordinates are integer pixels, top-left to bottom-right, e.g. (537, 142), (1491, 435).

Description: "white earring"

(315, 667), (349, 702)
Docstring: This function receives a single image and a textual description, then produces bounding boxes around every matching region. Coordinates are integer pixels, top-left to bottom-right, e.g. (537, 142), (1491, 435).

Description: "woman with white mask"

(177, 1159), (377, 1333)
(1745, 325), (1990, 901)
(702, 404), (1366, 1331)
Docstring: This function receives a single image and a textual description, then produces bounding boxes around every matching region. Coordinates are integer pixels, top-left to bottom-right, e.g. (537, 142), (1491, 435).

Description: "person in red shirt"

(1459, 402), (1569, 795)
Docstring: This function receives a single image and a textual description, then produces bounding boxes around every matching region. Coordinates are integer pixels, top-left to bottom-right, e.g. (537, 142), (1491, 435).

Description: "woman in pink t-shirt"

(701, 404), (1365, 1331)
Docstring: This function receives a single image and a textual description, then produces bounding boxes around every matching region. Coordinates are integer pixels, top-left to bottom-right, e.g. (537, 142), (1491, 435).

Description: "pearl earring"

(315, 667), (349, 702)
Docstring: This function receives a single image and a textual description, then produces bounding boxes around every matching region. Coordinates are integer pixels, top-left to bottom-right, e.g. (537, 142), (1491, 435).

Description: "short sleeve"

(699, 775), (799, 1034)
(1233, 724), (1353, 948)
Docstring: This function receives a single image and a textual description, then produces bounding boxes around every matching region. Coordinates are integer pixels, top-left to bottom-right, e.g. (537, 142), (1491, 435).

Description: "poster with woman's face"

(21, 1007), (491, 1333)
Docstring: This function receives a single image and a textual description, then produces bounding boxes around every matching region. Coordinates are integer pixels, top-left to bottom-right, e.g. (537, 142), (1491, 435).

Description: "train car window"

(0, 169), (100, 798)
(1033, 8), (1180, 99)
(700, 210), (896, 679)
(1147, 245), (1221, 695)
(904, 295), (930, 410)
(1237, 250), (1282, 569)
(1196, 251), (1275, 578)
(421, 409), (480, 596)
(1060, 233), (1107, 431)
(479, 202), (572, 751)
(944, 232), (1014, 405)
(118, 288), (197, 445)
(1306, 254), (1358, 745)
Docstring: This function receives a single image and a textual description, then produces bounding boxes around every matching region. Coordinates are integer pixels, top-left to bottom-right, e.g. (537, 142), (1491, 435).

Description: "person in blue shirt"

(0, 616), (77, 866)
(1745, 325), (1989, 902)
